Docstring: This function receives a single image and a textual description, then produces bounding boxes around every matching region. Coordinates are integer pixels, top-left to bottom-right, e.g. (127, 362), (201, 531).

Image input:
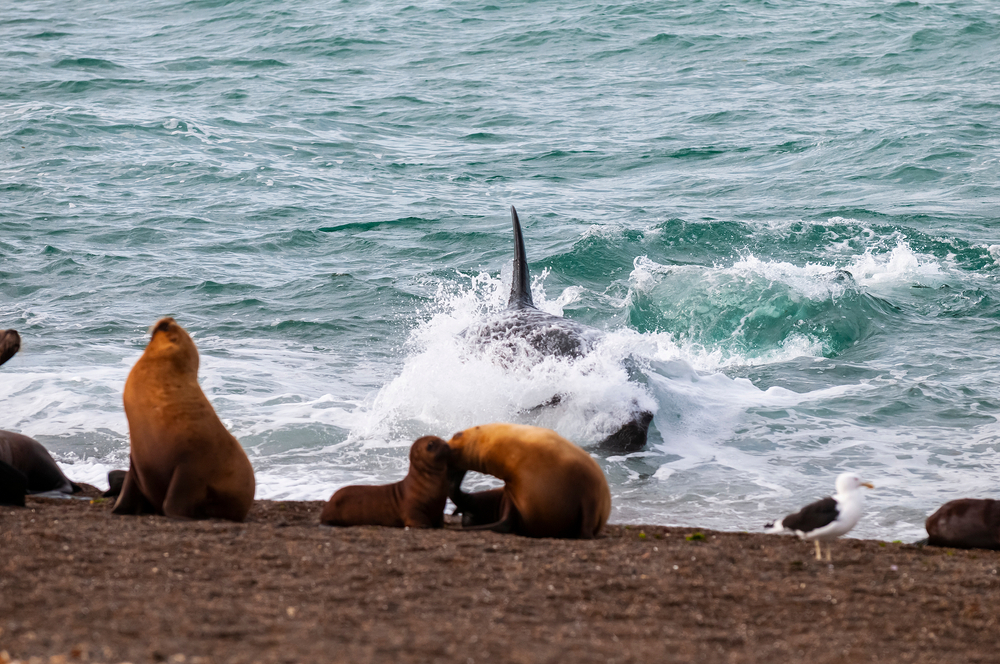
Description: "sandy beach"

(2, 489), (998, 664)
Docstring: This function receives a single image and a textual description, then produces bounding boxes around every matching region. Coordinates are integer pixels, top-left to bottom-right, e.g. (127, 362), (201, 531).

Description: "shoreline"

(2, 490), (998, 664)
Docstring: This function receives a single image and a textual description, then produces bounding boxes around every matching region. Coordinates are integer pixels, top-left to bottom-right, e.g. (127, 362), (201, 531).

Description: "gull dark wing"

(781, 496), (839, 533)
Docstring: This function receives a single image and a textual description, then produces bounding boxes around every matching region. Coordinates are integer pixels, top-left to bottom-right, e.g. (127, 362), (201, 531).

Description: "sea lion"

(112, 317), (255, 521)
(447, 423), (611, 539)
(925, 498), (1000, 550)
(0, 460), (28, 506)
(103, 469), (127, 498)
(0, 328), (20, 367)
(0, 430), (80, 495)
(320, 436), (450, 528)
(461, 207), (654, 453)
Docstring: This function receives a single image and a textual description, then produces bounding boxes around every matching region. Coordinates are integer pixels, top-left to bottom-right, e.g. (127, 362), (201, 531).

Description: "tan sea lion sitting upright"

(320, 436), (450, 528)
(113, 317), (255, 521)
(447, 423), (611, 539)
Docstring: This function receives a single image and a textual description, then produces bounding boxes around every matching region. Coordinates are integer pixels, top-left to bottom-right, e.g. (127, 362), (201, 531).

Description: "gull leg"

(826, 545), (832, 562)
(814, 540), (822, 560)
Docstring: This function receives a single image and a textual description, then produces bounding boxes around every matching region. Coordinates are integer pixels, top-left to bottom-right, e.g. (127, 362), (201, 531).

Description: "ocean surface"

(2, 0), (999, 541)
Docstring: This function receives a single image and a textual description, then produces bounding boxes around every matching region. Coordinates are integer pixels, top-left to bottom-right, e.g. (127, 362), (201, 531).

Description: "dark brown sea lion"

(112, 317), (255, 521)
(0, 328), (20, 367)
(320, 436), (450, 528)
(0, 460), (28, 506)
(447, 423), (611, 539)
(925, 498), (1000, 550)
(103, 469), (127, 498)
(0, 430), (80, 495)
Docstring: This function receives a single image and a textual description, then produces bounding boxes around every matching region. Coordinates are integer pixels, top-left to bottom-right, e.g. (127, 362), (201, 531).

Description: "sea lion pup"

(0, 430), (80, 495)
(925, 499), (1000, 550)
(0, 328), (20, 367)
(447, 423), (611, 539)
(320, 436), (450, 528)
(112, 317), (255, 521)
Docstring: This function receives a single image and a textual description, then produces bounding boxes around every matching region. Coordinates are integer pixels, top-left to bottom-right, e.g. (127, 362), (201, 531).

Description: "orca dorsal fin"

(508, 206), (534, 309)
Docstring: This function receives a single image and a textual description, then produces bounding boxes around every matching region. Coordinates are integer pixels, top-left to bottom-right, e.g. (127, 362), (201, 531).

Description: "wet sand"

(2, 489), (998, 664)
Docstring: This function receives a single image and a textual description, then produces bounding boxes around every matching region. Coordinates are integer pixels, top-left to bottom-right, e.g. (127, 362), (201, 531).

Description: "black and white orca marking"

(0, 328), (20, 367)
(462, 206), (654, 453)
(764, 472), (874, 561)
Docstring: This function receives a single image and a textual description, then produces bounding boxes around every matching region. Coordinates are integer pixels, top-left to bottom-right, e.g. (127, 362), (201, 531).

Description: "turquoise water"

(2, 0), (999, 539)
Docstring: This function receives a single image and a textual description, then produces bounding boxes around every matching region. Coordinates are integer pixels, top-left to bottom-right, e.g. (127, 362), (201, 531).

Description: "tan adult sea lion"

(112, 317), (255, 521)
(925, 498), (1000, 550)
(320, 436), (450, 528)
(447, 423), (611, 539)
(0, 328), (20, 367)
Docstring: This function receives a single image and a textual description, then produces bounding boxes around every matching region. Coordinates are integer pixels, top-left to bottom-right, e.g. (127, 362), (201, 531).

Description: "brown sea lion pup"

(113, 317), (255, 521)
(447, 423), (611, 539)
(0, 430), (80, 495)
(925, 498), (1000, 550)
(320, 436), (450, 528)
(0, 328), (20, 367)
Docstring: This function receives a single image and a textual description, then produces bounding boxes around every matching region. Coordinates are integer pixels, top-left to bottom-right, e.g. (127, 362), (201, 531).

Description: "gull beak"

(862, 482), (874, 489)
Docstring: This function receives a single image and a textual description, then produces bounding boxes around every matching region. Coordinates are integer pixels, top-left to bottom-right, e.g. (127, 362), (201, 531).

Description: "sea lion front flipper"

(160, 465), (209, 520)
(102, 469), (127, 498)
(455, 488), (506, 528)
(111, 464), (156, 515)
(448, 468), (506, 527)
(162, 465), (251, 522)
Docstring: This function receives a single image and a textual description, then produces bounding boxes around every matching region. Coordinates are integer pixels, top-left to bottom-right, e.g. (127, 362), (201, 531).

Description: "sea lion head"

(144, 317), (199, 374)
(410, 436), (450, 474)
(0, 329), (21, 367)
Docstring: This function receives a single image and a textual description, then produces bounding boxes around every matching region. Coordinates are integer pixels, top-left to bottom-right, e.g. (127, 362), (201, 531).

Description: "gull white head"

(835, 472), (875, 494)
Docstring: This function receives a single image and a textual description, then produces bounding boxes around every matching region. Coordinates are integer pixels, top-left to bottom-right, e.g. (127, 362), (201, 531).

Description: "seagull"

(764, 472), (874, 561)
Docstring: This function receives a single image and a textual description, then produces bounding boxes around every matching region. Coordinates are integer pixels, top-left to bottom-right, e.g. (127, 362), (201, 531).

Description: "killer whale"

(463, 206), (653, 453)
